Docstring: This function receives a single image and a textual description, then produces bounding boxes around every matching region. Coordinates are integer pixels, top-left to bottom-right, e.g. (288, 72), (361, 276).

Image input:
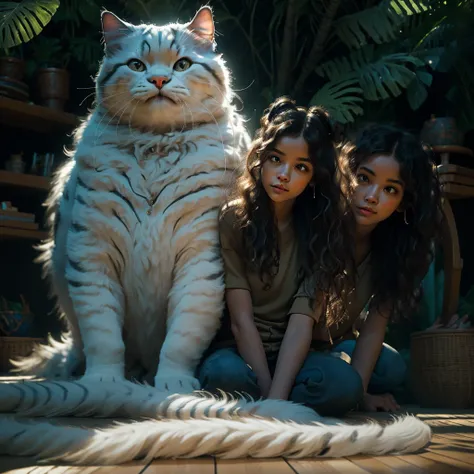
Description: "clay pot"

(37, 67), (70, 111)
(0, 56), (25, 81)
(420, 115), (463, 147)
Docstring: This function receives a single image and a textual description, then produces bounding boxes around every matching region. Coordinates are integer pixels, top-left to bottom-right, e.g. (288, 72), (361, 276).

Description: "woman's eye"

(356, 173), (368, 183)
(127, 59), (146, 72)
(174, 58), (193, 71)
(270, 155), (280, 163)
(385, 186), (398, 195)
(296, 164), (309, 172)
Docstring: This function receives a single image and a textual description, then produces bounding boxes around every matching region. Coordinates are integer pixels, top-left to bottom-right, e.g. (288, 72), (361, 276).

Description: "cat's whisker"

(94, 99), (133, 145)
(79, 92), (98, 107)
(91, 90), (136, 134)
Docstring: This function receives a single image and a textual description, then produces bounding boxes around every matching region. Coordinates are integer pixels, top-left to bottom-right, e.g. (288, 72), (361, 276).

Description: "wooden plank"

(397, 454), (467, 473)
(421, 452), (474, 473)
(0, 227), (48, 240)
(442, 182), (474, 199)
(372, 455), (430, 473)
(440, 174), (474, 187)
(216, 458), (293, 474)
(431, 434), (474, 466)
(286, 459), (341, 473)
(348, 455), (401, 473)
(0, 459), (148, 474)
(0, 97), (78, 134)
(438, 164), (474, 179)
(145, 458), (214, 474)
(0, 171), (50, 191)
(319, 459), (369, 473)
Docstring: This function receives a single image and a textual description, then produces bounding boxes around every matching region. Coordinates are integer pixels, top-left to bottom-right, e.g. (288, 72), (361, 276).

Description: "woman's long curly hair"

(339, 124), (442, 321)
(224, 96), (355, 321)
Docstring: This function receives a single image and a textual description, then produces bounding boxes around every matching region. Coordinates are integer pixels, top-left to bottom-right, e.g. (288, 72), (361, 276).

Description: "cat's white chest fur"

(62, 119), (240, 378)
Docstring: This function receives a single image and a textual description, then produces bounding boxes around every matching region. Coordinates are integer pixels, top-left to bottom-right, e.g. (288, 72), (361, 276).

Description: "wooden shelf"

(0, 227), (48, 240)
(0, 170), (51, 191)
(0, 97), (79, 133)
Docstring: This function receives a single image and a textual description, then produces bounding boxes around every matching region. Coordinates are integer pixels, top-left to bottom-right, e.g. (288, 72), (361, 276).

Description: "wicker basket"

(0, 336), (44, 373)
(410, 329), (474, 408)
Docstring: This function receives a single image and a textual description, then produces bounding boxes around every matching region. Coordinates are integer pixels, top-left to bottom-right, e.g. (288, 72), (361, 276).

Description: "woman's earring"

(404, 210), (409, 225)
(313, 186), (316, 199)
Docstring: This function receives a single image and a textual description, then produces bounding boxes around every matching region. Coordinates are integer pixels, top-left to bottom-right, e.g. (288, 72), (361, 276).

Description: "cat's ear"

(101, 10), (133, 53)
(187, 6), (215, 44)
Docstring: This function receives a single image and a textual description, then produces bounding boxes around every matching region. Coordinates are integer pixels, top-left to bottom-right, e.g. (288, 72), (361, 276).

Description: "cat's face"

(96, 7), (231, 131)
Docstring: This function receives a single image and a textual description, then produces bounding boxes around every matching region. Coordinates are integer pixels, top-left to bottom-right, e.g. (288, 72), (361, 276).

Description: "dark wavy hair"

(339, 124), (442, 321)
(223, 96), (354, 321)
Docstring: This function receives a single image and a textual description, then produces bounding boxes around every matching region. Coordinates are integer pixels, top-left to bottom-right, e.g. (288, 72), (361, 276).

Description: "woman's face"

(261, 135), (314, 205)
(351, 154), (405, 230)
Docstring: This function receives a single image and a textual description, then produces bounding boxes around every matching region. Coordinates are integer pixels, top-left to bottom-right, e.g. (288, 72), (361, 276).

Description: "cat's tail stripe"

(0, 415), (431, 464)
(0, 380), (321, 423)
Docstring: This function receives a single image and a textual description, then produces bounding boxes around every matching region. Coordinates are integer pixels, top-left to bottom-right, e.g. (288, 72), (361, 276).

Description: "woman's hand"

(428, 314), (471, 330)
(361, 392), (400, 412)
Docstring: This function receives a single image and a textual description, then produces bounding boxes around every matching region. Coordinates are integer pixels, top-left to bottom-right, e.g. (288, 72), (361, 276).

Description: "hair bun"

(266, 96), (297, 123)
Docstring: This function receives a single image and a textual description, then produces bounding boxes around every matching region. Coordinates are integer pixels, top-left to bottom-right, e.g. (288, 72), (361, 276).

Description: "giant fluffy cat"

(11, 7), (249, 392)
(1, 7), (431, 462)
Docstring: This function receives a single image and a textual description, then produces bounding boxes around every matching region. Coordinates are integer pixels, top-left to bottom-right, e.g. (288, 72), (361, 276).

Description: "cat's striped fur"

(0, 378), (431, 461)
(11, 7), (250, 392)
(0, 410), (430, 463)
(0, 379), (322, 421)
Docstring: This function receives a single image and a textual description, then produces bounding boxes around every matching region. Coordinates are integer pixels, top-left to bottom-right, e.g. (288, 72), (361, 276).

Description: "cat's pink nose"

(148, 76), (170, 89)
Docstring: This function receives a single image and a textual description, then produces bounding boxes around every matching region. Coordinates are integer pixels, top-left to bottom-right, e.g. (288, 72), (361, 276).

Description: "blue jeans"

(197, 340), (406, 417)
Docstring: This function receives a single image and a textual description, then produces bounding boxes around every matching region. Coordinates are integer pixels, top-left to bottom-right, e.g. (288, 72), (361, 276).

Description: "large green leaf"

(0, 0), (59, 49)
(310, 78), (364, 124)
(389, 0), (430, 16)
(335, 5), (403, 49)
(335, 0), (430, 49)
(406, 70), (431, 110)
(316, 46), (425, 101)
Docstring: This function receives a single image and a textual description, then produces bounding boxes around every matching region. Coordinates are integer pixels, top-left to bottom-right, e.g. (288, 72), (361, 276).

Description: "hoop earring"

(404, 210), (409, 225)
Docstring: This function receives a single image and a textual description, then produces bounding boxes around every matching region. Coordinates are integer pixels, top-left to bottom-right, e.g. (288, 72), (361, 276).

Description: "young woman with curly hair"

(196, 97), (355, 408)
(302, 124), (442, 415)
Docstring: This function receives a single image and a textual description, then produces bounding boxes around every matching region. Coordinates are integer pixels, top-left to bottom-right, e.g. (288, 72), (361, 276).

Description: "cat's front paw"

(154, 372), (200, 393)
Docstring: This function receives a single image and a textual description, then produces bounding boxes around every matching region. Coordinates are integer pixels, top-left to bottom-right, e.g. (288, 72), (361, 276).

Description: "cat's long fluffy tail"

(0, 380), (321, 423)
(0, 414), (431, 464)
(8, 332), (82, 379)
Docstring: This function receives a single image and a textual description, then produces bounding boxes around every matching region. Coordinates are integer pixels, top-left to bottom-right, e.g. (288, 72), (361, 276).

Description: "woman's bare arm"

(227, 288), (272, 396)
(267, 313), (314, 400)
(351, 308), (399, 411)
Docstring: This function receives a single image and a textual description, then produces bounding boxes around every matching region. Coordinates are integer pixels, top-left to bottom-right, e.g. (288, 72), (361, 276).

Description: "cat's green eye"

(127, 59), (146, 72)
(173, 58), (193, 72)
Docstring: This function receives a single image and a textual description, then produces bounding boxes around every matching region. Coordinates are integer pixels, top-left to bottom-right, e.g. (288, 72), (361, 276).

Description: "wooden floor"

(1, 405), (473, 473)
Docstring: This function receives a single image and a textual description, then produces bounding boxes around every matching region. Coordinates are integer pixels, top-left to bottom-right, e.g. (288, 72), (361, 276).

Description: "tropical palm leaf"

(406, 69), (432, 109)
(0, 0), (59, 49)
(310, 77), (364, 124)
(335, 0), (430, 49)
(389, 0), (431, 16)
(316, 45), (426, 101)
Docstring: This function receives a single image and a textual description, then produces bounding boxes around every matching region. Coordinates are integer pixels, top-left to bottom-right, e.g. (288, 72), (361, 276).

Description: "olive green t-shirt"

(211, 206), (316, 356)
(295, 253), (373, 350)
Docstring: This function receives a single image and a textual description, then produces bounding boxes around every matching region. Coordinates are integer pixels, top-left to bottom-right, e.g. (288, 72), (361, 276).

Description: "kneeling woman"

(197, 97), (353, 399)
(274, 124), (441, 416)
